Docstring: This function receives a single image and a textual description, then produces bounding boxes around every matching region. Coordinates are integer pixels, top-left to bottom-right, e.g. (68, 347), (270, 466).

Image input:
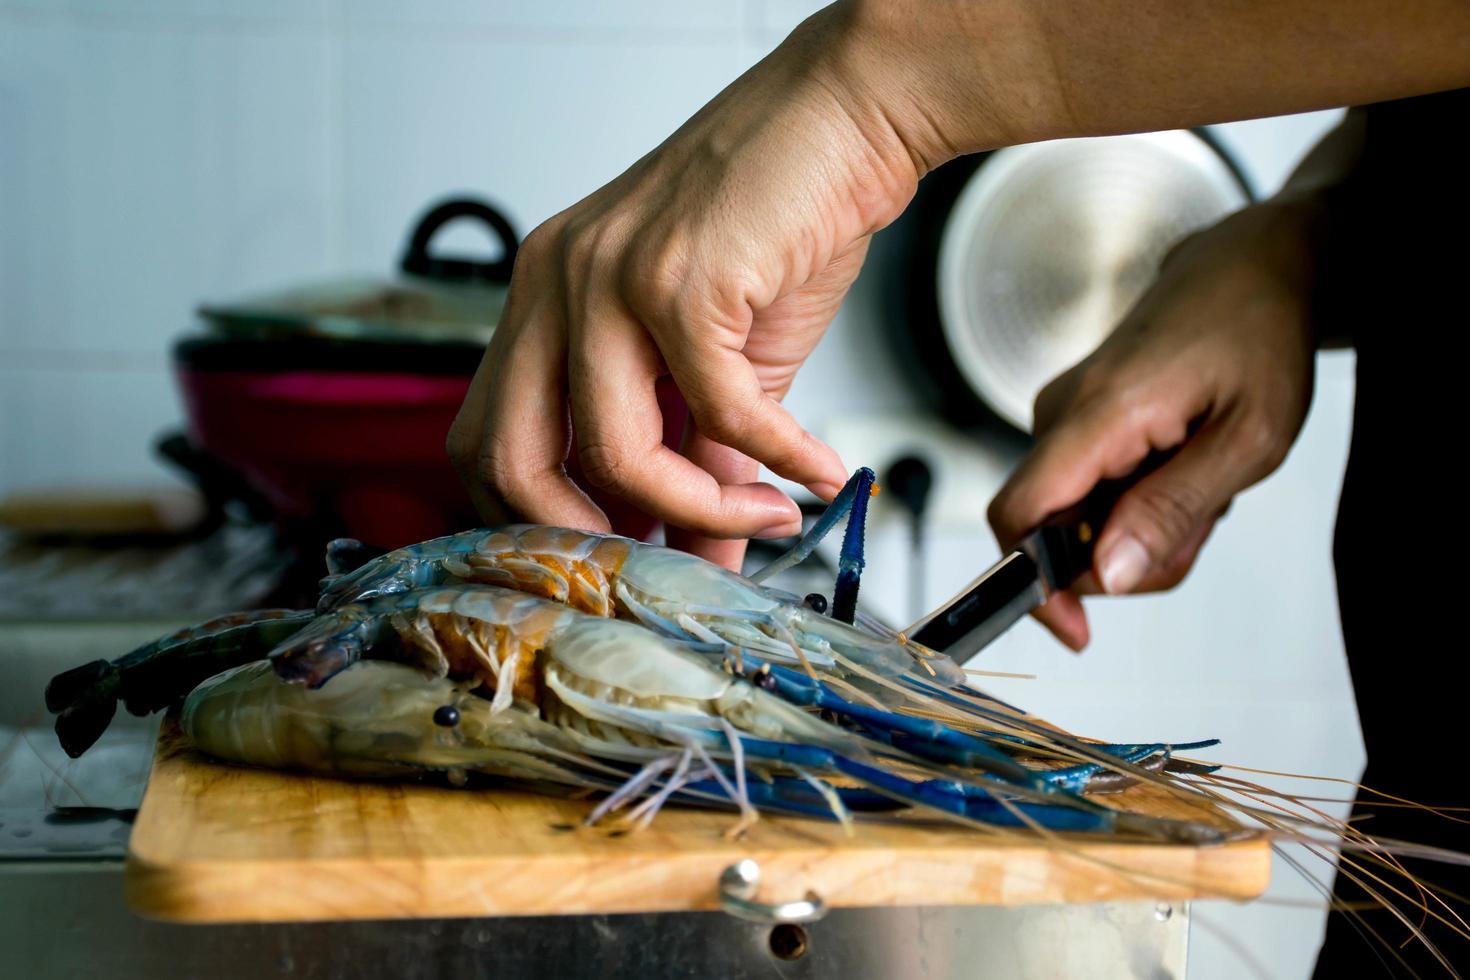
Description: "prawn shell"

(617, 544), (779, 615)
(460, 526), (633, 616)
(408, 588), (577, 706)
(547, 617), (735, 702)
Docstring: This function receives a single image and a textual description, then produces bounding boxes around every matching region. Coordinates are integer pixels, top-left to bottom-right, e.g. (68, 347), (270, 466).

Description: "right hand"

(987, 201), (1324, 650)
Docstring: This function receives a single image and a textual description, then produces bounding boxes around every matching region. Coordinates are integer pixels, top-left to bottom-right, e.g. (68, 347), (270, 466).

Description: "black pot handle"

(400, 198), (520, 284)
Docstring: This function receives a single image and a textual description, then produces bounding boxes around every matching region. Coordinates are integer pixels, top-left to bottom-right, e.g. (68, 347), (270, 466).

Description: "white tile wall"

(0, 364), (181, 489)
(0, 2), (1363, 976)
(0, 1), (326, 27)
(334, 33), (745, 271)
(0, 12), (334, 359)
(340, 1), (739, 39)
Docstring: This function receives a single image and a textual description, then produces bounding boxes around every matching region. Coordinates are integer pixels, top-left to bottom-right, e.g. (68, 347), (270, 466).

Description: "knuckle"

(518, 221), (569, 277)
(560, 221), (598, 273)
(1043, 361), (1121, 424)
(985, 494), (1014, 541)
(1234, 409), (1291, 474)
(621, 238), (690, 314)
(505, 223), (561, 306)
(445, 419), (475, 470)
(519, 221), (558, 262)
(472, 449), (509, 496)
(1128, 481), (1205, 548)
(699, 405), (756, 449)
(1070, 358), (1118, 402)
(473, 437), (525, 497)
(1030, 379), (1069, 430)
(577, 440), (631, 492)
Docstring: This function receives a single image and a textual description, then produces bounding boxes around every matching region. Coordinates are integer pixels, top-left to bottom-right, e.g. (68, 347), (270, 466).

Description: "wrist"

(1247, 197), (1335, 317)
(1257, 194), (1352, 350)
(1206, 199), (1337, 352)
(823, 0), (1070, 173)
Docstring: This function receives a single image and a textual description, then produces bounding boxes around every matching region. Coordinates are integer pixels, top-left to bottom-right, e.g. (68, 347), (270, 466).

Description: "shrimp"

(314, 470), (969, 706)
(184, 585), (1231, 842)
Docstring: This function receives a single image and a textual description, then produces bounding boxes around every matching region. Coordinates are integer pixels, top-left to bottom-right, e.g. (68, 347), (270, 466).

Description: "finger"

(452, 354), (536, 528)
(1030, 508), (1218, 654)
(1143, 516), (1219, 590)
(988, 387), (1205, 551)
(1069, 513), (1219, 597)
(657, 330), (847, 496)
(663, 425), (761, 571)
(1095, 412), (1280, 595)
(1032, 590), (1090, 652)
(1029, 368), (1083, 437)
(569, 307), (803, 538)
(1030, 518), (1211, 651)
(450, 304), (609, 531)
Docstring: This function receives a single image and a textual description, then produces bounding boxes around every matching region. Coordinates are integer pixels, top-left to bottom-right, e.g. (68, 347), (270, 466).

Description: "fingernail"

(1099, 535), (1150, 594)
(755, 520), (802, 540)
(809, 482), (842, 501)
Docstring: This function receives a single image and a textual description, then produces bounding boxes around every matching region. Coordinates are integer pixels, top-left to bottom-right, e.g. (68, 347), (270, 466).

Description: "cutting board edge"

(124, 835), (1272, 924)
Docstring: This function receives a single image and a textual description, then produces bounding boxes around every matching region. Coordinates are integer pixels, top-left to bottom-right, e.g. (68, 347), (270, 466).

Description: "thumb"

(1094, 414), (1272, 595)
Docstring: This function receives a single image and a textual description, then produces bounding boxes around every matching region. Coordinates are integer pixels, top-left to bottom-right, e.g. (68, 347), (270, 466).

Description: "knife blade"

(906, 452), (1169, 662)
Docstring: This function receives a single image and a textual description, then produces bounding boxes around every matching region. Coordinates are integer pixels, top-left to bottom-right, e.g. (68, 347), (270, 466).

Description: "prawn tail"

(46, 608), (316, 758)
(118, 611), (317, 715)
(45, 660), (120, 759)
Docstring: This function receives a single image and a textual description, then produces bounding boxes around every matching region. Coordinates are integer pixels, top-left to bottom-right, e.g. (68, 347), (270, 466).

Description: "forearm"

(826, 0), (1470, 173)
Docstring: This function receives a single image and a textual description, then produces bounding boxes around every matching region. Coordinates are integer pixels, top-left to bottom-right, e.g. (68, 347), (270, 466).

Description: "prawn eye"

(803, 593), (828, 614)
(432, 705), (460, 727)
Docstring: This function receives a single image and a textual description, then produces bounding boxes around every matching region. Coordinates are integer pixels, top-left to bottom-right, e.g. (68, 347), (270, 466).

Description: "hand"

(448, 7), (929, 568)
(448, 0), (1454, 572)
(987, 202), (1323, 650)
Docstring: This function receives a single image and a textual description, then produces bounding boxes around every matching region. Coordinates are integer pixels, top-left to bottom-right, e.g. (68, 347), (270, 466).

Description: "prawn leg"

(751, 661), (1054, 791)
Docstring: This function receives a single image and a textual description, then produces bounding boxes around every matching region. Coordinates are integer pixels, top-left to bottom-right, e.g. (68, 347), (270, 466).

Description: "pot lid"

(198, 198), (517, 347)
(935, 131), (1252, 432)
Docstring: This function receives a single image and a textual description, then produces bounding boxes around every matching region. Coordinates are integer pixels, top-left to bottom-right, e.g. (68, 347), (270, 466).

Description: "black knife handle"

(1031, 450), (1172, 591)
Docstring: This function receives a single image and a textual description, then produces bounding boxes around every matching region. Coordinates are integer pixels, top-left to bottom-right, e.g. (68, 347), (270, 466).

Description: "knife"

(906, 453), (1169, 662)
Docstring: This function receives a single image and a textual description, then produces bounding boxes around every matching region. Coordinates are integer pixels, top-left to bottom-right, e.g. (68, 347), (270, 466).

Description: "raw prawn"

(183, 584), (1227, 840)
(313, 470), (969, 701)
(49, 579), (1226, 839)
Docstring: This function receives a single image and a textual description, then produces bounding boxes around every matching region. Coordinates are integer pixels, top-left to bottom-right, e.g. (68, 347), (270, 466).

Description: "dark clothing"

(1315, 89), (1469, 977)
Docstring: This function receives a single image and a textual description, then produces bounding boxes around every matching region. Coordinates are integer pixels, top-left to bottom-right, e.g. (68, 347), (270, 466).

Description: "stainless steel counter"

(0, 864), (1188, 979)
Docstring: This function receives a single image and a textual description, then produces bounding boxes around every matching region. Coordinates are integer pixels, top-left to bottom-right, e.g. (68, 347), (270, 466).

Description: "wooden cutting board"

(126, 720), (1270, 923)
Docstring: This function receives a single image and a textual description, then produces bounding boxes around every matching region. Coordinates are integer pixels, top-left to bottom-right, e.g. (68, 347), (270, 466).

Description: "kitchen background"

(0, 3), (1355, 978)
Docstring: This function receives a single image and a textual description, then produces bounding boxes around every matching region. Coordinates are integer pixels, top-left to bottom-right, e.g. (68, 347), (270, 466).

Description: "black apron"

(1314, 89), (1469, 977)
